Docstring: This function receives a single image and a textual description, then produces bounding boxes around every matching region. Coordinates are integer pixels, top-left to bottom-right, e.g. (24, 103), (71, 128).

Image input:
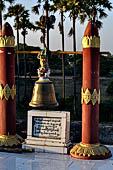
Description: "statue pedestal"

(23, 110), (71, 154)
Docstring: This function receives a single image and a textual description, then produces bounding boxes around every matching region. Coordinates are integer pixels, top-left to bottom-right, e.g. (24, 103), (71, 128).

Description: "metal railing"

(16, 50), (110, 55)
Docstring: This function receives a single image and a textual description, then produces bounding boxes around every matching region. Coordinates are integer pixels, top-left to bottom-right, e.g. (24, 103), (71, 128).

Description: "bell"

(29, 77), (58, 108)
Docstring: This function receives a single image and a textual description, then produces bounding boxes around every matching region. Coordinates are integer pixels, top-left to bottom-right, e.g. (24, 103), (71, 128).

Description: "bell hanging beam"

(29, 48), (58, 108)
(70, 20), (112, 159)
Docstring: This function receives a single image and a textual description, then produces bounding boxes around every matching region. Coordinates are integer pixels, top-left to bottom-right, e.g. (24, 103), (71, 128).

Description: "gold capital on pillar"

(82, 35), (100, 48)
(0, 36), (15, 47)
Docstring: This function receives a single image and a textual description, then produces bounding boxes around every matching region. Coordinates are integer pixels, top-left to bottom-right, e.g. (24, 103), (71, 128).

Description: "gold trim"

(81, 88), (100, 105)
(0, 134), (23, 147)
(10, 85), (16, 100)
(82, 35), (100, 48)
(80, 143), (99, 148)
(0, 84), (16, 100)
(70, 143), (110, 157)
(0, 36), (15, 47)
(3, 84), (11, 100)
(0, 85), (4, 99)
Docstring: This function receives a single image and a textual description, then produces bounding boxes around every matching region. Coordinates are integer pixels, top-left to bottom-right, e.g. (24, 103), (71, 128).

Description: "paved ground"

(0, 146), (113, 170)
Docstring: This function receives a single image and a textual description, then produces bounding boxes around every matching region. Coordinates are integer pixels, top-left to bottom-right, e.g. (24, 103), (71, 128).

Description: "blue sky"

(4, 0), (113, 54)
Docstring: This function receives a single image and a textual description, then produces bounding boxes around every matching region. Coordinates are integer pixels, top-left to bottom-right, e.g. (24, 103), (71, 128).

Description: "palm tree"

(32, 0), (54, 49)
(33, 14), (56, 48)
(17, 9), (34, 99)
(0, 0), (15, 30)
(65, 0), (84, 118)
(79, 0), (112, 28)
(18, 9), (34, 49)
(51, 0), (67, 100)
(4, 4), (25, 50)
(4, 4), (25, 103)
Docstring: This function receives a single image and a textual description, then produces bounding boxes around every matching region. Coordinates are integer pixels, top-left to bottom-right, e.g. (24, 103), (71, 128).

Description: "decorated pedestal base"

(70, 143), (111, 160)
(0, 134), (24, 153)
(0, 134), (23, 147)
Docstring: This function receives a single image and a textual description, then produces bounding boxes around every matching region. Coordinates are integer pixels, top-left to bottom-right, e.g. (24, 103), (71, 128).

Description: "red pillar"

(82, 21), (100, 144)
(0, 22), (22, 147)
(70, 20), (112, 159)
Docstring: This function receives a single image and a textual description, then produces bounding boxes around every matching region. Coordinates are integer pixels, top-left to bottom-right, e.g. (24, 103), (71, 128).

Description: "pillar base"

(70, 142), (112, 160)
(0, 134), (23, 148)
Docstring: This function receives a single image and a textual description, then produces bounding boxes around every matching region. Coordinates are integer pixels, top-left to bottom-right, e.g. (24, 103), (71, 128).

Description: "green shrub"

(106, 80), (113, 95)
(99, 100), (113, 122)
(55, 95), (82, 121)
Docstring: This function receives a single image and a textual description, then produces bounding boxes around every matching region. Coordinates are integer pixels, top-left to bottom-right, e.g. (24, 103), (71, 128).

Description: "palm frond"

(58, 22), (62, 34)
(32, 5), (40, 14)
(68, 27), (73, 37)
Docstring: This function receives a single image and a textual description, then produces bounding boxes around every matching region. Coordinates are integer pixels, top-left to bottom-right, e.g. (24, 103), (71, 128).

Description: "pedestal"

(23, 110), (71, 154)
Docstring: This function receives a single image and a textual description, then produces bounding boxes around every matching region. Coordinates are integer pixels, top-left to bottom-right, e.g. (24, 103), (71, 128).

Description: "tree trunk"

(72, 13), (77, 119)
(61, 11), (65, 101)
(0, 11), (2, 31)
(45, 0), (49, 49)
(16, 17), (20, 103)
(23, 33), (27, 99)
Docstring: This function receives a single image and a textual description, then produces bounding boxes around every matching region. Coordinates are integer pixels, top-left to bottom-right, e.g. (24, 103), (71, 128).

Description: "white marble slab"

(0, 146), (112, 170)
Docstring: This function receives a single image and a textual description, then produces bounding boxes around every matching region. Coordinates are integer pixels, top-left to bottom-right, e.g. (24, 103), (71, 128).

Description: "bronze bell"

(29, 48), (58, 108)
(29, 77), (58, 108)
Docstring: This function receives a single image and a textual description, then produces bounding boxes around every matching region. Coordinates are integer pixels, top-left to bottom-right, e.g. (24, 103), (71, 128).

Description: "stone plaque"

(25, 110), (71, 154)
(32, 117), (61, 139)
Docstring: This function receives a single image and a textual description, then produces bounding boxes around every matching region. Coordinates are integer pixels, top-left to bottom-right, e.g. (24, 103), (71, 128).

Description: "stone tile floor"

(0, 146), (113, 170)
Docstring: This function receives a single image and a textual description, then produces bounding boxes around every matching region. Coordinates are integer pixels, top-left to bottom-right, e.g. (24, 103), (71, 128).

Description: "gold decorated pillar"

(70, 20), (112, 159)
(0, 22), (22, 148)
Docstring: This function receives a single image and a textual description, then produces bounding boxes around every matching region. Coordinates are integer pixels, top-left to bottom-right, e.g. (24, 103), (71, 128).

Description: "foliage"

(0, 1), (5, 12)
(0, 0), (15, 29)
(4, 4), (25, 50)
(0, 0), (15, 14)
(18, 10), (33, 36)
(51, 0), (83, 36)
(17, 9), (34, 48)
(4, 4), (25, 23)
(56, 96), (113, 122)
(79, 0), (112, 28)
(16, 97), (113, 123)
(16, 96), (31, 119)
(106, 80), (113, 94)
(100, 55), (113, 76)
(53, 94), (82, 121)
(15, 44), (40, 76)
(32, 0), (56, 47)
(99, 100), (113, 122)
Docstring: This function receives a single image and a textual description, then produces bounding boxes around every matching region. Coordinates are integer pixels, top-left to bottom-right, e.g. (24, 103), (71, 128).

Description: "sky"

(4, 0), (113, 54)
